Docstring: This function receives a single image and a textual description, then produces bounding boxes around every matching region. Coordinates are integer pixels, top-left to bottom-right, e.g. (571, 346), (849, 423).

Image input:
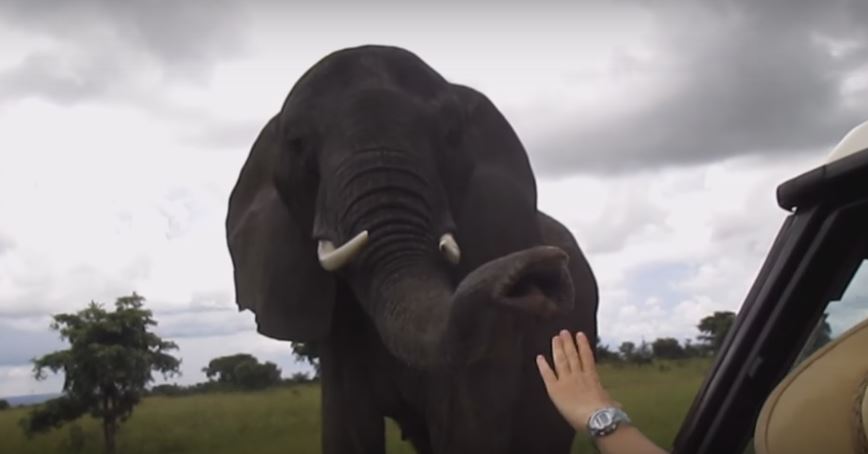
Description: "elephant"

(225, 45), (599, 454)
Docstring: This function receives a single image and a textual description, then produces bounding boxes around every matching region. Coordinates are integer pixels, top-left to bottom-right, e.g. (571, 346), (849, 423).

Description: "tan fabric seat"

(754, 317), (868, 454)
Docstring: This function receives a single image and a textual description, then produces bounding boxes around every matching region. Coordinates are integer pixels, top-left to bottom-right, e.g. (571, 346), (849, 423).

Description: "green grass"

(0, 358), (712, 454)
(572, 358), (712, 453)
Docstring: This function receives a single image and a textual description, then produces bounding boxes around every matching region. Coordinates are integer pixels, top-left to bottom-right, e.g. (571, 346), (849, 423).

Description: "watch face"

(591, 410), (613, 429)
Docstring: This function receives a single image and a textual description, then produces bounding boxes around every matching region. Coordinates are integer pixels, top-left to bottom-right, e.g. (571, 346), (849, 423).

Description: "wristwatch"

(587, 407), (632, 438)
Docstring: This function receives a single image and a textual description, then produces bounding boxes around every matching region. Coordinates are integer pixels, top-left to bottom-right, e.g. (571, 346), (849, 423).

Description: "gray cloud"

(533, 0), (868, 175)
(154, 312), (251, 339)
(0, 51), (122, 104)
(0, 0), (250, 104)
(0, 263), (136, 319)
(0, 320), (63, 366)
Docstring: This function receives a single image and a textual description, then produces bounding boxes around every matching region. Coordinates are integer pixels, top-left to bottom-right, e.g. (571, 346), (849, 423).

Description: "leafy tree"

(203, 354), (282, 390)
(804, 312), (832, 353)
(0, 399), (9, 410)
(797, 312), (833, 362)
(235, 360), (281, 390)
(148, 384), (184, 397)
(20, 293), (180, 454)
(682, 339), (704, 358)
(594, 339), (620, 363)
(203, 353), (258, 384)
(291, 341), (321, 377)
(697, 311), (736, 353)
(288, 372), (311, 383)
(618, 341), (636, 361)
(652, 337), (685, 359)
(633, 340), (654, 365)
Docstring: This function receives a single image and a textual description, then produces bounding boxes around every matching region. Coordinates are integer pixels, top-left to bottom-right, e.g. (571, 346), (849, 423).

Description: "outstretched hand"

(536, 330), (618, 434)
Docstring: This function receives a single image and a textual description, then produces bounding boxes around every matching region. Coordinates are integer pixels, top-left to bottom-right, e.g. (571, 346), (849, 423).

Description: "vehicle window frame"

(672, 198), (868, 454)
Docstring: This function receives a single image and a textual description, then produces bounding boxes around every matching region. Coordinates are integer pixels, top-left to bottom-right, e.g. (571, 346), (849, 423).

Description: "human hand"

(536, 330), (619, 434)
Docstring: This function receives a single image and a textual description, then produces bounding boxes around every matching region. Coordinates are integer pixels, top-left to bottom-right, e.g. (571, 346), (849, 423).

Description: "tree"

(804, 312), (832, 353)
(618, 341), (636, 361)
(288, 372), (311, 384)
(235, 360), (281, 390)
(683, 339), (703, 358)
(148, 384), (184, 397)
(652, 337), (685, 359)
(633, 340), (654, 365)
(594, 339), (620, 363)
(0, 399), (9, 410)
(203, 354), (282, 390)
(20, 293), (180, 454)
(203, 353), (258, 384)
(797, 312), (833, 361)
(291, 341), (321, 377)
(697, 311), (736, 353)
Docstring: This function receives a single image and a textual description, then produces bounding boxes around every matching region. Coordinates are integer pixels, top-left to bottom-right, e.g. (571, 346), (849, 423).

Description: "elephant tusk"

(318, 230), (368, 271)
(439, 233), (461, 265)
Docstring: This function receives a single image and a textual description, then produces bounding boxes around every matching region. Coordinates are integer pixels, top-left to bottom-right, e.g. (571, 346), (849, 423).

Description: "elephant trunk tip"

(492, 246), (575, 318)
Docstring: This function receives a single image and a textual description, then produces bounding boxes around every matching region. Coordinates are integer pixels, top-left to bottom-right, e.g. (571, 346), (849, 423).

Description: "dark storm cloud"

(533, 0), (868, 175)
(0, 0), (249, 104)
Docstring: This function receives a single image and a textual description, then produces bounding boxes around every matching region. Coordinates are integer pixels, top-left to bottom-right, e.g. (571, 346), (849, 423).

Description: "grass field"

(0, 358), (712, 454)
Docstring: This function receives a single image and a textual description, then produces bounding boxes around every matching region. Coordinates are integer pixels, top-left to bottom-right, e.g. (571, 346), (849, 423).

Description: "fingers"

(536, 355), (557, 388)
(559, 330), (582, 373)
(551, 334), (570, 377)
(540, 330), (596, 383)
(575, 332), (596, 375)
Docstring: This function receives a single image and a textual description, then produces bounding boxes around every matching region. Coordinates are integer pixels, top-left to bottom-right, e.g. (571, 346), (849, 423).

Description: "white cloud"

(538, 151), (825, 346)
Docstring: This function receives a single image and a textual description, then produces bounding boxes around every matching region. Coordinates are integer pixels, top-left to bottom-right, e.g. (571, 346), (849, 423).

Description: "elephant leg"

(320, 340), (386, 454)
(320, 291), (388, 454)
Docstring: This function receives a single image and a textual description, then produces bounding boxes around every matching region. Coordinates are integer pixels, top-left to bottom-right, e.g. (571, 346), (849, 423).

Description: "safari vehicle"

(671, 120), (868, 454)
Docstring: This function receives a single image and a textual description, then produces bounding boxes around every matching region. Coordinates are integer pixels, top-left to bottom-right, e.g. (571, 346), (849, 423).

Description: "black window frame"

(671, 147), (868, 454)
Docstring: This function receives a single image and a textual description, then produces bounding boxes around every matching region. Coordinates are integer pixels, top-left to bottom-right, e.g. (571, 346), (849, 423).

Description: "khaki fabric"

(755, 318), (868, 454)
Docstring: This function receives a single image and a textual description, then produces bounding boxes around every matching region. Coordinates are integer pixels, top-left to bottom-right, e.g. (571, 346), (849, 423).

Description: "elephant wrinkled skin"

(225, 45), (599, 454)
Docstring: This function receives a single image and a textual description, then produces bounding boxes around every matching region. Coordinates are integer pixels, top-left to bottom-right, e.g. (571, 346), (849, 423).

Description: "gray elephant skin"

(226, 45), (599, 454)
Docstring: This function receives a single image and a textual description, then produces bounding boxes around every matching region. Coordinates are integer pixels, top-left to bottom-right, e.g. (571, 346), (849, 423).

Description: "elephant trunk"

(366, 261), (453, 367)
(365, 246), (575, 369)
(332, 149), (575, 369)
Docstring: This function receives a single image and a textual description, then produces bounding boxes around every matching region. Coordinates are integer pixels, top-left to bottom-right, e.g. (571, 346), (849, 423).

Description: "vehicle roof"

(777, 120), (868, 211)
(825, 120), (868, 163)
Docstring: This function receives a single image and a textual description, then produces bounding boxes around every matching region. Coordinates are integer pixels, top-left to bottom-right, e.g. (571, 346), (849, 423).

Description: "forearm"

(593, 426), (669, 454)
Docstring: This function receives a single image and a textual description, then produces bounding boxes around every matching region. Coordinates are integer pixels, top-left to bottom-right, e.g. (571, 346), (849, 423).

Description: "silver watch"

(587, 407), (631, 438)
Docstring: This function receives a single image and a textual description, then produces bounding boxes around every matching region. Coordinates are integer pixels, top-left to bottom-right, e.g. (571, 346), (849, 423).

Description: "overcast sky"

(1, 0), (867, 397)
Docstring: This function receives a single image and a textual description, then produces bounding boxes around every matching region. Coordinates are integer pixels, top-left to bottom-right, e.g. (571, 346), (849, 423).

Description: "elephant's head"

(226, 46), (575, 369)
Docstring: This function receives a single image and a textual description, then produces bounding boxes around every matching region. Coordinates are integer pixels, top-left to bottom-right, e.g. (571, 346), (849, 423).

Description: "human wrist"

(576, 401), (620, 431)
(585, 406), (631, 438)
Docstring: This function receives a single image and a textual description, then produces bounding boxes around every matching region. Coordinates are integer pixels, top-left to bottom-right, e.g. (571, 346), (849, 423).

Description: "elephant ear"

(225, 115), (335, 342)
(447, 84), (542, 268)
